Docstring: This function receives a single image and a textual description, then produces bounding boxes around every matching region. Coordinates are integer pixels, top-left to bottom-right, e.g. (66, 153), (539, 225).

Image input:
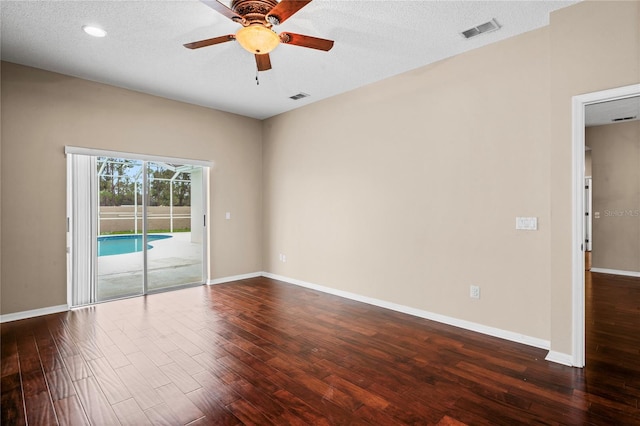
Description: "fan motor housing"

(231, 0), (278, 24)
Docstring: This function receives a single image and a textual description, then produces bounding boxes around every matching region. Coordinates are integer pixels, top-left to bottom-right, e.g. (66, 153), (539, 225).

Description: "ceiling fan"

(184, 0), (334, 72)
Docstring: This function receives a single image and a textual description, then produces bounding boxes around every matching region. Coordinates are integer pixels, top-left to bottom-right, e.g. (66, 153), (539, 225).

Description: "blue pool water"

(98, 234), (172, 257)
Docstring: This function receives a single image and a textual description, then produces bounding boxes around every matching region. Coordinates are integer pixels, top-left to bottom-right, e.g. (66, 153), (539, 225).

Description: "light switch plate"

(516, 217), (538, 230)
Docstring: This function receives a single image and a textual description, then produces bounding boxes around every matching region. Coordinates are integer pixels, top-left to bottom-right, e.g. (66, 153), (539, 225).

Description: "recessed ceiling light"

(82, 25), (107, 38)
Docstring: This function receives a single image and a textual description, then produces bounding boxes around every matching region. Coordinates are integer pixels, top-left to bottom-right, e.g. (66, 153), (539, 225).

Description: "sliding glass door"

(67, 149), (209, 307)
(96, 158), (145, 301)
(145, 161), (204, 293)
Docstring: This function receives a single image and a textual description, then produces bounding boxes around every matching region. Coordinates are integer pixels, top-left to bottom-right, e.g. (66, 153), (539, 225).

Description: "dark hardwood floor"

(2, 273), (639, 425)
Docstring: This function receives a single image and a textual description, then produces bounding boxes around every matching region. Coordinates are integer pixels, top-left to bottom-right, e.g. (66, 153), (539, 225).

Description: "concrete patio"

(97, 232), (203, 300)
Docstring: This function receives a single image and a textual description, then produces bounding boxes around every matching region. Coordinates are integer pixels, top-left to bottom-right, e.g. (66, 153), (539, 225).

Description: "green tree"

(173, 172), (191, 206)
(149, 168), (173, 206)
(98, 158), (139, 206)
(148, 166), (192, 206)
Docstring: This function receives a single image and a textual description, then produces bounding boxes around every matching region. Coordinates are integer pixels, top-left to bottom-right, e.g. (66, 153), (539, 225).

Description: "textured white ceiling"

(1, 0), (578, 120)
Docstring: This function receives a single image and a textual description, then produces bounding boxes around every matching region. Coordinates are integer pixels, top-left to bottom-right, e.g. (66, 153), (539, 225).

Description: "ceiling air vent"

(289, 92), (310, 100)
(461, 19), (500, 39)
(612, 116), (637, 122)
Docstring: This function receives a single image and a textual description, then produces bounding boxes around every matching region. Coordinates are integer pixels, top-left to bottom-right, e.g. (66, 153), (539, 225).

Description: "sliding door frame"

(142, 161), (149, 295)
(66, 146), (213, 307)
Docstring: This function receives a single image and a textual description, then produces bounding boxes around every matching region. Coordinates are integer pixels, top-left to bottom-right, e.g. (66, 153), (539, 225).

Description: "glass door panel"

(96, 157), (145, 301)
(145, 161), (204, 292)
(69, 152), (207, 307)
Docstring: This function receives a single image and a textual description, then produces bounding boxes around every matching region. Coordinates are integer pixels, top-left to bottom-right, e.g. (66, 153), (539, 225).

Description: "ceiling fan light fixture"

(235, 25), (279, 54)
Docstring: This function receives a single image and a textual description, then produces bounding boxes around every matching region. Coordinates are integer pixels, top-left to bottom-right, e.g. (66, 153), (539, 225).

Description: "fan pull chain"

(255, 70), (260, 86)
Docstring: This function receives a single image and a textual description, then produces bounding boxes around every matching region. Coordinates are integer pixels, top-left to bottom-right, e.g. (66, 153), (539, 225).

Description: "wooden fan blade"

(267, 0), (312, 25)
(200, 0), (241, 21)
(184, 35), (235, 49)
(280, 32), (334, 51)
(255, 53), (272, 71)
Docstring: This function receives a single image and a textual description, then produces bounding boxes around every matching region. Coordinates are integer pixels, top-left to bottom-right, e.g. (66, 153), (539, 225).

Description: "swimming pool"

(97, 234), (172, 257)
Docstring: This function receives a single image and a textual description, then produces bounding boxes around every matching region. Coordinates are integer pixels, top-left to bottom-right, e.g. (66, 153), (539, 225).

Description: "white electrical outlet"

(470, 285), (480, 299)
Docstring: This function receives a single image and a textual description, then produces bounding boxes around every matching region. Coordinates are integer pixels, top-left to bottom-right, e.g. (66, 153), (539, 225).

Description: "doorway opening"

(66, 147), (211, 307)
(571, 83), (640, 367)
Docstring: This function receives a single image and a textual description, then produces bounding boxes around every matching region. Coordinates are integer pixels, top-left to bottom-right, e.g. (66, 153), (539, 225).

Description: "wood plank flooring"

(2, 273), (639, 425)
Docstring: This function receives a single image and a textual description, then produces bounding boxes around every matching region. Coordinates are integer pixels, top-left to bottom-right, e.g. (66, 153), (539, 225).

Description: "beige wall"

(1, 62), (263, 315)
(264, 1), (640, 352)
(263, 28), (553, 340)
(587, 121), (640, 272)
(549, 1), (639, 355)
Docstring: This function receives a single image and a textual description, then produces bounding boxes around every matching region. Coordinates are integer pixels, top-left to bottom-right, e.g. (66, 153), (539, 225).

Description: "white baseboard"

(590, 268), (640, 278)
(545, 350), (574, 367)
(0, 304), (69, 324)
(1, 274), (568, 366)
(262, 272), (551, 352)
(0, 273), (263, 322)
(207, 272), (262, 285)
